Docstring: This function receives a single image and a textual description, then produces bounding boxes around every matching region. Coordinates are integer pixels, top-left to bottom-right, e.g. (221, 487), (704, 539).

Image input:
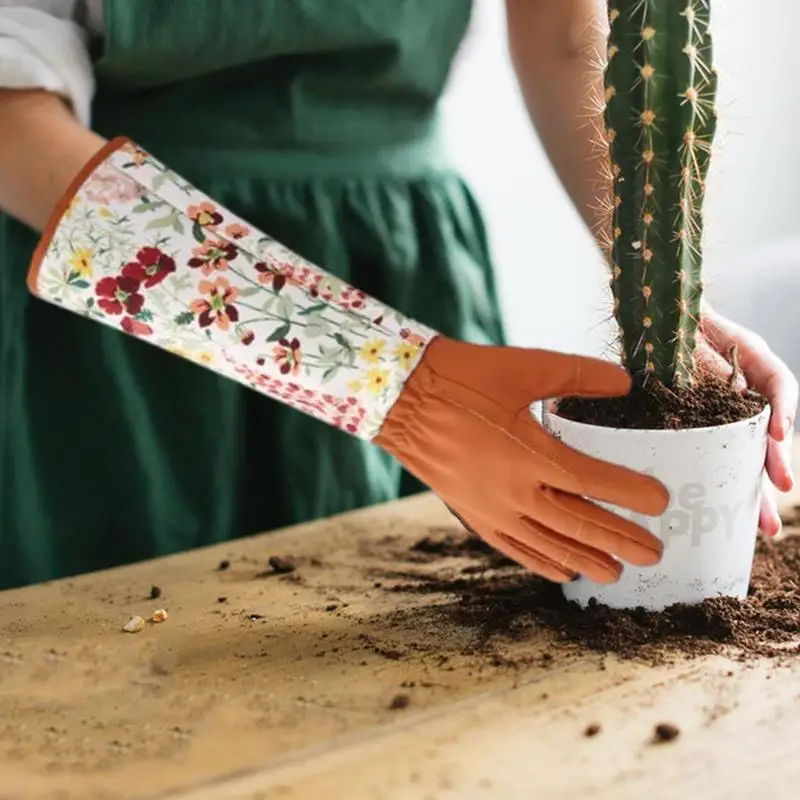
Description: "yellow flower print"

(347, 379), (363, 394)
(393, 341), (421, 371)
(359, 339), (386, 364)
(69, 248), (94, 278)
(197, 352), (214, 365)
(166, 345), (190, 360)
(365, 368), (389, 395)
(98, 207), (113, 218)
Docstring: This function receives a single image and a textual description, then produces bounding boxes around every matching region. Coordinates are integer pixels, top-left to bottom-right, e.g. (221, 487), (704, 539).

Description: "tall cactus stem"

(605, 0), (717, 387)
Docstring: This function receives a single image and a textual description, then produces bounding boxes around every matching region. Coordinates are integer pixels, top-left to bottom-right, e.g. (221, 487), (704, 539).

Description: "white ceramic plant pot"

(541, 403), (771, 611)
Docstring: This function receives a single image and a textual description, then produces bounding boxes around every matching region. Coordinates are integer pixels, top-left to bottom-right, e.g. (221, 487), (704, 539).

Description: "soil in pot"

(555, 372), (766, 430)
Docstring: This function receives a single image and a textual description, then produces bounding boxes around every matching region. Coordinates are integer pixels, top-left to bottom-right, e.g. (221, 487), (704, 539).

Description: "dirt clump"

(389, 694), (411, 710)
(652, 723), (680, 743)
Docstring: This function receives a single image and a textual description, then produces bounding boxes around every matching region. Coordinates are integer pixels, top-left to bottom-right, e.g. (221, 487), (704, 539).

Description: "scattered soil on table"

(380, 528), (800, 665)
(148, 585), (161, 600)
(652, 723), (680, 743)
(216, 559), (230, 571)
(584, 723), (602, 737)
(554, 373), (766, 429)
(388, 694), (411, 710)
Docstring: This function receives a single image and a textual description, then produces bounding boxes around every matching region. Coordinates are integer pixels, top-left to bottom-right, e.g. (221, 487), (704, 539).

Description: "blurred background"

(441, 0), (800, 401)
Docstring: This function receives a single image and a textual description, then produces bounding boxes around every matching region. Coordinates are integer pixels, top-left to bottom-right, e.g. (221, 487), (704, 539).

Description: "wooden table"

(2, 443), (800, 800)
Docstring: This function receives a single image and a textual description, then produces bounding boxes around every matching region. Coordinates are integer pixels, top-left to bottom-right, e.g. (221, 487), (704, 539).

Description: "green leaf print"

(174, 311), (195, 326)
(298, 302), (328, 316)
(192, 221), (206, 244)
(322, 365), (340, 383)
(305, 317), (330, 339)
(333, 332), (353, 350)
(150, 173), (168, 192)
(276, 295), (295, 320)
(145, 214), (179, 231)
(267, 322), (292, 342)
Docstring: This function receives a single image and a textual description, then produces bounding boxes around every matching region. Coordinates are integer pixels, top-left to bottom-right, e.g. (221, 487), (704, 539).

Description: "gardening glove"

(374, 338), (669, 584)
(29, 137), (669, 585)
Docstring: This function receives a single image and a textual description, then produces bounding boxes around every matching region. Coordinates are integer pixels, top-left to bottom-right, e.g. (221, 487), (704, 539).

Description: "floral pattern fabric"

(32, 139), (439, 439)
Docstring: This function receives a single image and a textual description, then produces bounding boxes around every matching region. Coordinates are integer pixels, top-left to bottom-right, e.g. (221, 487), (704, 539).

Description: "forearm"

(506, 0), (610, 243)
(0, 90), (106, 231)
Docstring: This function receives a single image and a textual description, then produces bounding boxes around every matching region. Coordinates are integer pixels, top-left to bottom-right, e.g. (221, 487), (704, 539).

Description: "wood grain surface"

(1, 442), (799, 800)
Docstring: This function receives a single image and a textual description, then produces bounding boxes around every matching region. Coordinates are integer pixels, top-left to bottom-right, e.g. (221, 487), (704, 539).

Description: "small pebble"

(584, 723), (602, 737)
(149, 585), (162, 600)
(268, 556), (296, 574)
(122, 615), (145, 633)
(653, 723), (680, 743)
(389, 694), (410, 710)
(151, 609), (168, 623)
(217, 559), (230, 571)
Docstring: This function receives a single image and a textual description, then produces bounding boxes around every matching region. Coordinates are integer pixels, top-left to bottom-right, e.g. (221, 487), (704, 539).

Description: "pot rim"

(541, 400), (771, 436)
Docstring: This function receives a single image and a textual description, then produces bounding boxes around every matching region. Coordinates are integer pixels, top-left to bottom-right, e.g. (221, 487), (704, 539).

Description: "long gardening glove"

(29, 137), (669, 584)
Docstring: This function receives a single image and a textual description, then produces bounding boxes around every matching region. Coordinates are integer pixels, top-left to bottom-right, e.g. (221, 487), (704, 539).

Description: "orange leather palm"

(375, 336), (670, 584)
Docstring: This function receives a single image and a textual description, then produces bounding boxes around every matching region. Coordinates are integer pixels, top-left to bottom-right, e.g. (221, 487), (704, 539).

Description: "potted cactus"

(542, 0), (770, 610)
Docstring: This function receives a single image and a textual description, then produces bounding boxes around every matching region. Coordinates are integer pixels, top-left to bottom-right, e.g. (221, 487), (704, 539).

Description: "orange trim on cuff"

(27, 135), (133, 296)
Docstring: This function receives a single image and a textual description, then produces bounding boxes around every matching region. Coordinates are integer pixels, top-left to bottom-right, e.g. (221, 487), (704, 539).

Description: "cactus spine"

(604, 0), (717, 387)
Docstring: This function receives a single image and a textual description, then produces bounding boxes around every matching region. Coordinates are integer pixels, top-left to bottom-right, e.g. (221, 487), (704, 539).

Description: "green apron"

(0, 0), (505, 590)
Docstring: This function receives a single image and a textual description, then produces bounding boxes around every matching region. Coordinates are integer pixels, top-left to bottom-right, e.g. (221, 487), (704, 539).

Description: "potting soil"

(385, 529), (800, 664)
(556, 372), (766, 430)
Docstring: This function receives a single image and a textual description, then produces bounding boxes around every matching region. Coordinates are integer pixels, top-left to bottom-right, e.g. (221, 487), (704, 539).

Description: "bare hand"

(697, 303), (798, 537)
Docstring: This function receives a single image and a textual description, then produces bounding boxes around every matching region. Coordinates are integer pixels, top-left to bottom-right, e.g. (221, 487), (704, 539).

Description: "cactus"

(604, 0), (717, 387)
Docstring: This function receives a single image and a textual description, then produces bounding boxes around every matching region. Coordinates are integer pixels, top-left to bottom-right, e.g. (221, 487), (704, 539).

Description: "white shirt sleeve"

(0, 3), (95, 126)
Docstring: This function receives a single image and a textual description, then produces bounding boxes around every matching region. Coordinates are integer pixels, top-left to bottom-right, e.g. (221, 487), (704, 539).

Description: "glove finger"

(444, 500), (583, 581)
(514, 415), (670, 516)
(536, 486), (663, 567)
(524, 350), (633, 402)
(488, 529), (578, 583)
(430, 343), (632, 407)
(511, 516), (623, 584)
(443, 502), (480, 537)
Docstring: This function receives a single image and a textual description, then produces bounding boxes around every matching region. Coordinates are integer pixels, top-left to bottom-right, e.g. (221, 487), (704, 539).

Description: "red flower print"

(121, 246), (176, 289)
(121, 316), (153, 337)
(272, 338), (302, 376)
(187, 201), (223, 228)
(188, 239), (238, 274)
(95, 275), (144, 316)
(254, 261), (287, 291)
(189, 278), (240, 330)
(240, 329), (255, 345)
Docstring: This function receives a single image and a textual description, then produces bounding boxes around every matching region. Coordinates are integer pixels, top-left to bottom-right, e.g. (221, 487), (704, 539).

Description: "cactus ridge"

(605, 0), (717, 387)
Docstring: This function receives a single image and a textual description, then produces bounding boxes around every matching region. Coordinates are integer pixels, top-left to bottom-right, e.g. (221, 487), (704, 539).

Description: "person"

(0, 1), (795, 592)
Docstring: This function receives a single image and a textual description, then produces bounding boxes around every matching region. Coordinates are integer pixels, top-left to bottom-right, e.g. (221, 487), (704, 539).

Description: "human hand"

(375, 337), (670, 584)
(698, 302), (798, 537)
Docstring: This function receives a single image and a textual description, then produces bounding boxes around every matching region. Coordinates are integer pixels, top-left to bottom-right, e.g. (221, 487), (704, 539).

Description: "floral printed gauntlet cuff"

(28, 137), (438, 440)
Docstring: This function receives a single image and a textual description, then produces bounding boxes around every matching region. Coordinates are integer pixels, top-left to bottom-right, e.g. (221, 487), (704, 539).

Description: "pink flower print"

(187, 239), (239, 274)
(190, 278), (240, 330)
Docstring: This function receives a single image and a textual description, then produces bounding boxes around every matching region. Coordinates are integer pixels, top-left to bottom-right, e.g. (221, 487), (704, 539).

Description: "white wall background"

(441, 0), (800, 373)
